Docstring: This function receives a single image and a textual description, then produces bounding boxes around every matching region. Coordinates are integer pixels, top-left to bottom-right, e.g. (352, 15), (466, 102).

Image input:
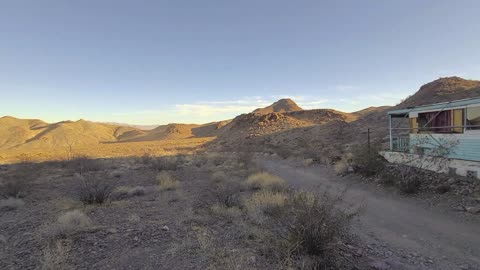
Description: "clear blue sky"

(1, 0), (479, 125)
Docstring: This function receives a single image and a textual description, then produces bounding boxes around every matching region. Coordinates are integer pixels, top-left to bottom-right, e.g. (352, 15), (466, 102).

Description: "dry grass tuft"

(245, 190), (286, 221)
(333, 159), (349, 175)
(245, 172), (286, 191)
(46, 210), (92, 239)
(41, 240), (71, 270)
(156, 171), (180, 191)
(210, 204), (242, 222)
(0, 197), (25, 211)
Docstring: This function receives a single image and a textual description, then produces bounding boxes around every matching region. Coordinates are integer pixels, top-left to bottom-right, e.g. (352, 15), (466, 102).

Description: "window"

(466, 107), (480, 130)
(416, 109), (464, 133)
(417, 110), (452, 133)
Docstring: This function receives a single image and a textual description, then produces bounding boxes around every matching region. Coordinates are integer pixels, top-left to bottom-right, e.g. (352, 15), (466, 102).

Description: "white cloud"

(110, 93), (404, 124)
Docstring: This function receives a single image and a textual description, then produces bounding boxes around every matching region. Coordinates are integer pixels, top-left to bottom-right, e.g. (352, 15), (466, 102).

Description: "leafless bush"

(260, 191), (358, 268)
(66, 155), (104, 175)
(0, 197), (25, 211)
(75, 174), (113, 204)
(0, 164), (35, 198)
(351, 144), (384, 176)
(396, 167), (422, 194)
(382, 165), (422, 194)
(211, 180), (244, 208)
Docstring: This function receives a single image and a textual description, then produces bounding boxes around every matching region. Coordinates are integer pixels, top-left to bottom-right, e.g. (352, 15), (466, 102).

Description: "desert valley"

(2, 1), (480, 269)
(2, 77), (480, 269)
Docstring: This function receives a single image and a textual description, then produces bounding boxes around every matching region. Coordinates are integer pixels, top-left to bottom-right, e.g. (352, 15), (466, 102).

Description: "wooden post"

(367, 128), (371, 151)
(389, 115), (393, 151)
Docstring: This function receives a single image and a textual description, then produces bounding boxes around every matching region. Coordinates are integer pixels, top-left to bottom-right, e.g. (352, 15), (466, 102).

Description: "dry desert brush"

(45, 210), (92, 240)
(156, 171), (180, 191)
(75, 174), (114, 204)
(245, 172), (286, 191)
(350, 144), (385, 176)
(0, 163), (35, 198)
(66, 155), (104, 175)
(259, 190), (359, 268)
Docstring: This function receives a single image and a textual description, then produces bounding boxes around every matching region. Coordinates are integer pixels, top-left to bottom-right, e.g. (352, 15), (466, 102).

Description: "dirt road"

(261, 159), (480, 270)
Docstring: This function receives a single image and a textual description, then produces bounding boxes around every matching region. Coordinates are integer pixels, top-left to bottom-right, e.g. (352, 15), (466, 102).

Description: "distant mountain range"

(1, 77), (479, 162)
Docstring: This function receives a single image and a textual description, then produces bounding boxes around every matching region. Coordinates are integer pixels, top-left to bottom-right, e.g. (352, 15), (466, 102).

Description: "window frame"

(465, 104), (480, 133)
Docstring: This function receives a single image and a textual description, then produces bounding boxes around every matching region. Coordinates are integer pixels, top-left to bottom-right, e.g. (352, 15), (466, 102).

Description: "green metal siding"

(410, 134), (480, 162)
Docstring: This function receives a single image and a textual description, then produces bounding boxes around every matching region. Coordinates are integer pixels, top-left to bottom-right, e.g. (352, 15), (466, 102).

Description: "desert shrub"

(245, 190), (286, 220)
(377, 169), (396, 186)
(46, 210), (92, 239)
(397, 174), (421, 194)
(210, 204), (242, 222)
(211, 171), (227, 183)
(236, 149), (255, 169)
(151, 156), (179, 171)
(384, 165), (422, 194)
(75, 174), (113, 204)
(350, 144), (384, 176)
(262, 191), (358, 268)
(156, 171), (180, 191)
(206, 152), (225, 167)
(41, 240), (70, 270)
(333, 159), (349, 175)
(0, 164), (35, 198)
(139, 153), (154, 165)
(211, 180), (243, 208)
(66, 155), (103, 175)
(245, 172), (286, 191)
(0, 197), (25, 211)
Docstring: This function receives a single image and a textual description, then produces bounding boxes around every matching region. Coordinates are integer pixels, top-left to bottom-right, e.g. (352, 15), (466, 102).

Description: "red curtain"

(422, 111), (451, 132)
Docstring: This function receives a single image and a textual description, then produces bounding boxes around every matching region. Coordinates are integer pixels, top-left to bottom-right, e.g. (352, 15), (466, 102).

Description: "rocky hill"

(210, 77), (480, 160)
(253, 98), (303, 115)
(398, 77), (480, 108)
